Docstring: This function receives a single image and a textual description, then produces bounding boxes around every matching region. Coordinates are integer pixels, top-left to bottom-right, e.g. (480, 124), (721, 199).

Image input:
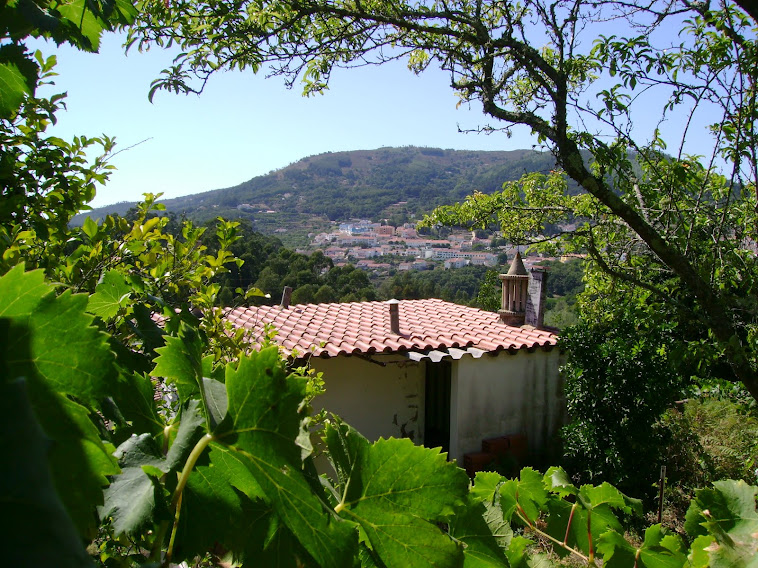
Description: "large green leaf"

(202, 376), (228, 432)
(0, 264), (49, 317)
(152, 323), (204, 403)
(174, 443), (269, 560)
(503, 535), (535, 568)
(88, 269), (132, 319)
(222, 348), (357, 568)
(100, 433), (170, 536)
(686, 480), (758, 568)
(243, 515), (318, 568)
(110, 371), (163, 440)
(544, 480), (641, 559)
(101, 399), (206, 536)
(0, 43), (38, 118)
(325, 419), (469, 567)
(499, 467), (549, 524)
(543, 467), (578, 498)
(56, 0), (107, 50)
(0, 266), (119, 536)
(470, 471), (504, 505)
(0, 376), (93, 568)
(0, 271), (116, 405)
(597, 525), (686, 568)
(449, 499), (511, 567)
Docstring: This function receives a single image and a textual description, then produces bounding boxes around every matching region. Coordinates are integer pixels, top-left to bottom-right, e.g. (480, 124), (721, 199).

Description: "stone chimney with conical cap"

(497, 252), (549, 328)
(498, 252), (529, 326)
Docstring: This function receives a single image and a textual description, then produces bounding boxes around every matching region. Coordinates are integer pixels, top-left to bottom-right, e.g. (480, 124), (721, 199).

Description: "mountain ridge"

(75, 146), (564, 240)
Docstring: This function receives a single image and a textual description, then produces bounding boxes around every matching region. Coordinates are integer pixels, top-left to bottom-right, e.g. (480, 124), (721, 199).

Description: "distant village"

(292, 218), (577, 275)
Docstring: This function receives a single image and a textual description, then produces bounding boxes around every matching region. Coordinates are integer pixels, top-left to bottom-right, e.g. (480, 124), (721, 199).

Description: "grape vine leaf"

(0, 375), (93, 568)
(499, 467), (549, 523)
(101, 400), (205, 536)
(244, 516), (320, 568)
(100, 432), (170, 536)
(173, 443), (269, 561)
(56, 0), (107, 50)
(0, 265), (119, 536)
(222, 348), (357, 568)
(543, 466), (578, 498)
(110, 371), (163, 440)
(503, 535), (535, 568)
(470, 471), (504, 505)
(449, 499), (511, 567)
(325, 419), (469, 567)
(0, 265), (116, 405)
(0, 264), (49, 316)
(202, 376), (228, 432)
(686, 480), (758, 568)
(0, 44), (38, 118)
(544, 482), (640, 559)
(597, 525), (686, 568)
(152, 323), (204, 402)
(88, 269), (132, 319)
(357, 541), (384, 568)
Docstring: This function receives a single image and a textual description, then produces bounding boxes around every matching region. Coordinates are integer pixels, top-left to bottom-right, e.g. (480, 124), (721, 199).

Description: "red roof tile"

(225, 299), (558, 358)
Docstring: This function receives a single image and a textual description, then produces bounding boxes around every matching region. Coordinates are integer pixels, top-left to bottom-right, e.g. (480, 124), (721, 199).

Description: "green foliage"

(0, 0), (138, 118)
(663, 397), (758, 498)
(0, 55), (116, 265)
(3, 236), (758, 567)
(379, 265), (499, 305)
(241, 250), (379, 306)
(476, 270), (502, 312)
(685, 480), (758, 568)
(80, 147), (565, 229)
(560, 306), (686, 502)
(0, 265), (120, 537)
(0, 376), (94, 568)
(326, 419), (469, 566)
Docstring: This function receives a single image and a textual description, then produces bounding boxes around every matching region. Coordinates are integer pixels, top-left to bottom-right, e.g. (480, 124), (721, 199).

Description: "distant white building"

(444, 258), (469, 269)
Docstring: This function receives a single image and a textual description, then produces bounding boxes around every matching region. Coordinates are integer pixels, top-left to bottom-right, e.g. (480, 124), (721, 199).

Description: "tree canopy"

(128, 0), (758, 399)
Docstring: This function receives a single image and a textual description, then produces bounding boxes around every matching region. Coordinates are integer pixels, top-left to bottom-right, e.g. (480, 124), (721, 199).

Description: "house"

(224, 253), (565, 469)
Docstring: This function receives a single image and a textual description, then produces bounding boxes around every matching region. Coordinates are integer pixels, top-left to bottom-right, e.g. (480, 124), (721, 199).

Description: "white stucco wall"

(311, 355), (426, 444)
(309, 348), (565, 467)
(448, 348), (565, 464)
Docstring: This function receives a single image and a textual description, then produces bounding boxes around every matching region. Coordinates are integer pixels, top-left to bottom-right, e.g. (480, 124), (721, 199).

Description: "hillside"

(76, 147), (566, 239)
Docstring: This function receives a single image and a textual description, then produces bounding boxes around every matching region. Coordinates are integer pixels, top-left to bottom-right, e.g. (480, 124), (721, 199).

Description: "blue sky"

(29, 13), (722, 209)
(31, 32), (540, 207)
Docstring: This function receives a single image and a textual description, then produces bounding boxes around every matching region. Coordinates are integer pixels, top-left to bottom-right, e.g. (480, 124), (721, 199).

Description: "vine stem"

(514, 509), (595, 566)
(164, 490), (184, 567)
(161, 433), (215, 568)
(564, 502), (578, 546)
(171, 433), (215, 510)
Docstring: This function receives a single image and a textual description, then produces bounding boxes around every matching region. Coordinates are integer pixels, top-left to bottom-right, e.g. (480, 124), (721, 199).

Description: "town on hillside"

(294, 218), (581, 276)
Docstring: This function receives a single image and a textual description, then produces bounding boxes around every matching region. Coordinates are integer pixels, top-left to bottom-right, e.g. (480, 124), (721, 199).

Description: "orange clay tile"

(224, 298), (557, 358)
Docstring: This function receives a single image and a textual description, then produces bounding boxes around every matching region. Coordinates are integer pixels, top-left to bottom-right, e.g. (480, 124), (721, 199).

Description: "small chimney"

(388, 299), (400, 334)
(498, 252), (529, 326)
(280, 286), (293, 309)
(498, 253), (549, 328)
(525, 267), (548, 328)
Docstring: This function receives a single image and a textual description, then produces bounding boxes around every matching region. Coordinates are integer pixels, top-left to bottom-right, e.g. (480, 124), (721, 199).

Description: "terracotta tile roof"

(225, 298), (558, 359)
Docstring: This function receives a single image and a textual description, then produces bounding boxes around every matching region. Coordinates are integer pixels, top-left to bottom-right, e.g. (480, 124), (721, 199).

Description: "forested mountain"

(77, 147), (567, 232)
